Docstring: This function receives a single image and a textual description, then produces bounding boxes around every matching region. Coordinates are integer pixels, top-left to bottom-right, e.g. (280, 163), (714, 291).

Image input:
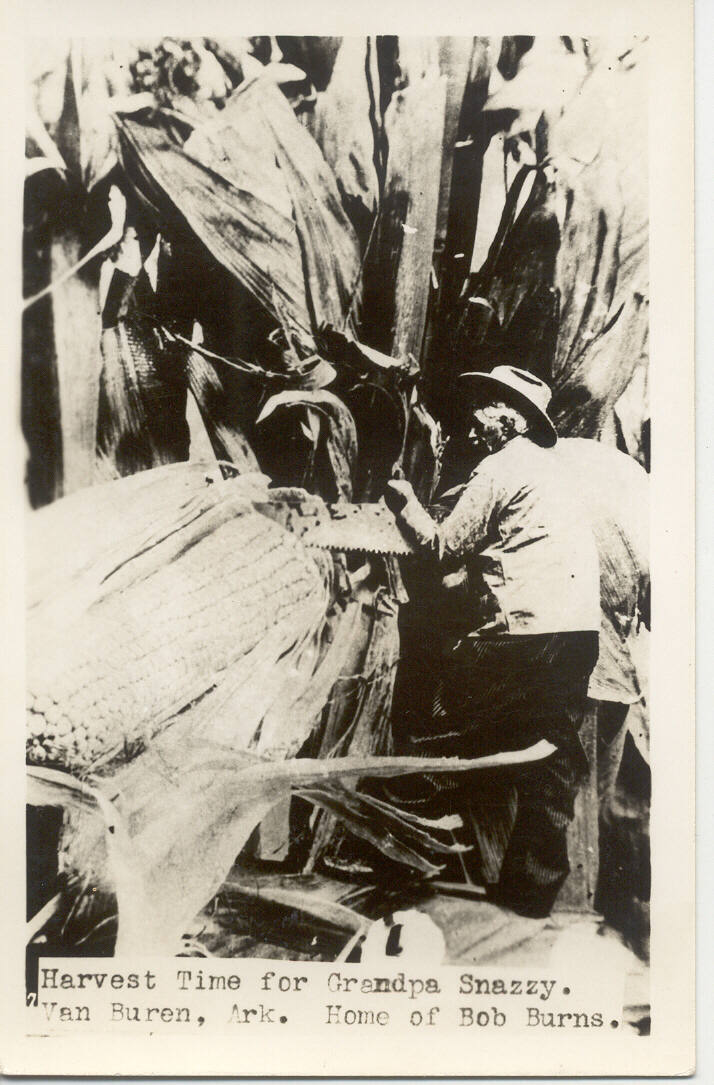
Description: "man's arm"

(385, 475), (495, 560)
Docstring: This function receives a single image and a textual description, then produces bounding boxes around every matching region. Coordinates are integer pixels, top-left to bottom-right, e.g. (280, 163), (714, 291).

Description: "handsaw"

(254, 491), (417, 557)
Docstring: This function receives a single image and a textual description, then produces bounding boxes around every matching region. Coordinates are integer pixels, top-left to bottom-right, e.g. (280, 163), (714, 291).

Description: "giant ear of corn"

(26, 464), (333, 776)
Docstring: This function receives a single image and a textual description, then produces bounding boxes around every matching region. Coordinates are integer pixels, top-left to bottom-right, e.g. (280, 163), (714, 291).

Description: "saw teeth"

(255, 498), (416, 557)
(302, 542), (410, 555)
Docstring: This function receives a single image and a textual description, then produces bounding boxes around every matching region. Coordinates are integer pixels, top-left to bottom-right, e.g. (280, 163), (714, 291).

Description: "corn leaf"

(295, 788), (445, 876)
(305, 37), (379, 241)
(117, 75), (361, 346)
(26, 100), (67, 175)
(435, 37), (480, 251)
(117, 112), (313, 340)
(48, 230), (102, 495)
(295, 785), (470, 859)
(23, 186), (126, 313)
(433, 37), (493, 322)
(257, 389), (357, 500)
(239, 78), (361, 332)
(363, 41), (447, 361)
(554, 438), (648, 705)
(300, 406), (322, 445)
(216, 878), (367, 935)
(30, 742), (554, 955)
(316, 324), (413, 375)
(54, 41), (124, 192)
(399, 401), (443, 505)
(185, 349), (260, 471)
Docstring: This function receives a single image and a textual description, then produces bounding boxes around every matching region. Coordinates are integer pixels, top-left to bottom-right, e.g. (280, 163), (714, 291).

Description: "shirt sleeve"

(437, 472), (496, 559)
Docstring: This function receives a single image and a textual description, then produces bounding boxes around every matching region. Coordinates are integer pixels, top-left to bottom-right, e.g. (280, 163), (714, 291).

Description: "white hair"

(479, 400), (531, 439)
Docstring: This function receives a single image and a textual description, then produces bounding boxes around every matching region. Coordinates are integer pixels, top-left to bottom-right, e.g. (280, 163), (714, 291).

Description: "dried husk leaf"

(26, 462), (239, 612)
(295, 787), (445, 876)
(216, 877), (367, 936)
(28, 743), (554, 955)
(308, 590), (400, 867)
(256, 600), (364, 758)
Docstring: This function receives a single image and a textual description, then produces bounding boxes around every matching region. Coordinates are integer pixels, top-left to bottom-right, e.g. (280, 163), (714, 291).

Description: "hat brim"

(457, 371), (558, 448)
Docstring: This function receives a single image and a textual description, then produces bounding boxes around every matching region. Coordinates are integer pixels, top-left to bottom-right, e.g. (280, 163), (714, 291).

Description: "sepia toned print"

(7, 17), (691, 1075)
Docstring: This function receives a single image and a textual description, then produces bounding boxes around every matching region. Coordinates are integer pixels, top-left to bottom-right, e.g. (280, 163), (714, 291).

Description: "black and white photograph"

(4, 10), (695, 1076)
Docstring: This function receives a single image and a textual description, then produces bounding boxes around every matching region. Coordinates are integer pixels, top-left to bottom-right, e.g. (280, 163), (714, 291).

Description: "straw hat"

(458, 365), (558, 448)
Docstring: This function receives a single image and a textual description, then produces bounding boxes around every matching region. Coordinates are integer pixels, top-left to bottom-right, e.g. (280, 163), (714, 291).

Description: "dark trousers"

(490, 746), (584, 916)
(386, 630), (599, 917)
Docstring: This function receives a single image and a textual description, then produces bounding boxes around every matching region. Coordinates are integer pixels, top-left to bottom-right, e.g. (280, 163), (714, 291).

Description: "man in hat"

(384, 366), (600, 918)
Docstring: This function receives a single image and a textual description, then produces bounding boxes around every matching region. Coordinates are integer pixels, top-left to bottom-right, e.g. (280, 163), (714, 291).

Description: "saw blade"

(255, 498), (416, 556)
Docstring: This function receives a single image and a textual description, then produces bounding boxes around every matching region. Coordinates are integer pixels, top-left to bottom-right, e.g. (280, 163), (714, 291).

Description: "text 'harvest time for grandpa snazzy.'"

(32, 959), (621, 1034)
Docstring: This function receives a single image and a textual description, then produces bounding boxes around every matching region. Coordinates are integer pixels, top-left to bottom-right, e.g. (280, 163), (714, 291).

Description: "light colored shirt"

(435, 436), (601, 635)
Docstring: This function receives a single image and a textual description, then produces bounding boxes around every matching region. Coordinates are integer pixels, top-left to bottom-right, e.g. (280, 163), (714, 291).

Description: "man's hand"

(384, 479), (438, 553)
(384, 479), (417, 515)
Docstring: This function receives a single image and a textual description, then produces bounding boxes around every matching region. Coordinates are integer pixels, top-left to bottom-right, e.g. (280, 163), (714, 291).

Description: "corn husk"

(26, 464), (329, 774)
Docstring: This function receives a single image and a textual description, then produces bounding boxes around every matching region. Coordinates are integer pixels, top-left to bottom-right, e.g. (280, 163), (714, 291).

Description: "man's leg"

(493, 744), (582, 918)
